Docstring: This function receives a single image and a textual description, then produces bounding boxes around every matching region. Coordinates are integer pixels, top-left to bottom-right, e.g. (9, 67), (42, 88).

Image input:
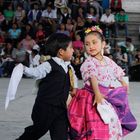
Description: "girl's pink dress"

(68, 56), (137, 140)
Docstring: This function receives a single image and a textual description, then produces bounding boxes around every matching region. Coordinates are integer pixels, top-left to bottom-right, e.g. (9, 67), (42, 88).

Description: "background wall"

(122, 0), (140, 13)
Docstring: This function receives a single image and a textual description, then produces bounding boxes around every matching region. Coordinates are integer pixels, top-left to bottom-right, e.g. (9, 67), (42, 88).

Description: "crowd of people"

(0, 0), (139, 79)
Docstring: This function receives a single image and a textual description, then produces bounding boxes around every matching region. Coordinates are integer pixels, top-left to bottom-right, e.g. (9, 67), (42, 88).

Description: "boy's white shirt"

(24, 57), (78, 88)
(5, 57), (78, 110)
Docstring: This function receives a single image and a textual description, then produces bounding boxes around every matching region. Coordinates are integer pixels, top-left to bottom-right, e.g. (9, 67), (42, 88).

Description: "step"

(117, 30), (139, 37)
(107, 37), (140, 46)
(127, 12), (140, 22)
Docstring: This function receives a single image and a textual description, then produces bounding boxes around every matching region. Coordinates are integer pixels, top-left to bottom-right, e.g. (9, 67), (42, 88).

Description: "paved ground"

(0, 78), (139, 140)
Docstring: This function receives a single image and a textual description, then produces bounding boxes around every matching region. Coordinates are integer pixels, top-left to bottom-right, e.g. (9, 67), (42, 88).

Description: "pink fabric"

(73, 41), (84, 50)
(68, 85), (137, 139)
(80, 56), (125, 87)
(68, 89), (109, 140)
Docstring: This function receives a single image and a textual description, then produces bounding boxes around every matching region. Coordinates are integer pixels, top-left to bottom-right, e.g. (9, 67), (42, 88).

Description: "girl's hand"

(70, 88), (77, 97)
(93, 93), (105, 106)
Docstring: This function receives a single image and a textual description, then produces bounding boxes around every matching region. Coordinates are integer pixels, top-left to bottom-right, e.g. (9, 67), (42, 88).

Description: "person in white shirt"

(41, 5), (57, 33)
(28, 44), (41, 68)
(100, 8), (115, 38)
(16, 33), (78, 140)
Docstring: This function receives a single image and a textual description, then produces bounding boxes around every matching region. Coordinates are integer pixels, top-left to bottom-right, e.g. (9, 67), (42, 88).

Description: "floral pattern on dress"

(80, 56), (125, 87)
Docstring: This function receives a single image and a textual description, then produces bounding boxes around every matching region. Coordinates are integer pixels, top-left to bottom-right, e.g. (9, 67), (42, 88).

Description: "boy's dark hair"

(46, 33), (72, 57)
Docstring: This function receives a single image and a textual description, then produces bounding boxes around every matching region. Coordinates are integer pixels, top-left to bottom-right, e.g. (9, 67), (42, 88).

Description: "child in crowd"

(0, 41), (15, 77)
(16, 33), (78, 140)
(71, 49), (85, 79)
(28, 44), (40, 68)
(72, 33), (84, 51)
(68, 26), (137, 140)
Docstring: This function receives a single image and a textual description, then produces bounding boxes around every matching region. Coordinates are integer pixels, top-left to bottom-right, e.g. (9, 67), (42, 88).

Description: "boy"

(16, 33), (78, 140)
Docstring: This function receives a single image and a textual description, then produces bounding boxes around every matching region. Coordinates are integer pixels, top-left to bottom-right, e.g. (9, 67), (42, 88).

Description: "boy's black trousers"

(16, 100), (69, 140)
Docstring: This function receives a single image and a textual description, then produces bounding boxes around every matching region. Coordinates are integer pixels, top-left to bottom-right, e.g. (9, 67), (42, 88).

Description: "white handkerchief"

(97, 99), (116, 124)
(5, 63), (24, 110)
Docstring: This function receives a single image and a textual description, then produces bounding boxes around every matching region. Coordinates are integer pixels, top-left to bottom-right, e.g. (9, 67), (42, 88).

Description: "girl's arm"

(118, 78), (128, 87)
(90, 76), (104, 105)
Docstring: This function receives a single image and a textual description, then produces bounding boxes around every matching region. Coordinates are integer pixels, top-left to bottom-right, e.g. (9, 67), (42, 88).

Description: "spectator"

(65, 18), (74, 38)
(129, 48), (140, 81)
(28, 44), (40, 68)
(35, 23), (46, 43)
(0, 11), (5, 26)
(56, 23), (70, 36)
(71, 49), (85, 79)
(54, 0), (67, 9)
(41, 5), (57, 20)
(20, 23), (35, 39)
(115, 9), (128, 37)
(79, 0), (88, 9)
(59, 6), (71, 24)
(72, 33), (84, 51)
(13, 4), (26, 26)
(68, 0), (79, 20)
(84, 14), (98, 28)
(113, 45), (128, 76)
(135, 49), (140, 64)
(8, 22), (21, 40)
(12, 42), (28, 66)
(13, 0), (30, 12)
(3, 3), (14, 23)
(100, 8), (115, 38)
(110, 0), (122, 14)
(0, 32), (5, 46)
(27, 3), (42, 24)
(73, 16), (85, 33)
(0, 41), (15, 77)
(76, 7), (86, 19)
(117, 37), (135, 66)
(101, 0), (110, 11)
(41, 5), (57, 34)
(104, 39), (112, 56)
(29, 0), (41, 7)
(86, 6), (99, 23)
(2, 4), (14, 31)
(18, 33), (36, 51)
(88, 0), (103, 18)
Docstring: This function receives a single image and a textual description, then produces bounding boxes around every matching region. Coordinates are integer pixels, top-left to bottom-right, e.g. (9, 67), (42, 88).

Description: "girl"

(68, 26), (137, 140)
(16, 33), (78, 140)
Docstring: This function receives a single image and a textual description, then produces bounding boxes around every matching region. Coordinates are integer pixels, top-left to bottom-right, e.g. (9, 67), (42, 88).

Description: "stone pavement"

(0, 78), (139, 140)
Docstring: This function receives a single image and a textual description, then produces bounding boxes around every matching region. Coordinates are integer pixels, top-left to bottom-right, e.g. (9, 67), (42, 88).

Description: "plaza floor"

(0, 78), (139, 140)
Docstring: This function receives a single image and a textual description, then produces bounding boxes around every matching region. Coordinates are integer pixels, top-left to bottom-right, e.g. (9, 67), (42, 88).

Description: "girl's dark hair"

(85, 31), (105, 42)
(46, 33), (72, 57)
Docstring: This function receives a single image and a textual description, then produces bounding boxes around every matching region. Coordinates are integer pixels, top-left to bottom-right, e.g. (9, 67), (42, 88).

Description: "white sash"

(5, 64), (24, 110)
